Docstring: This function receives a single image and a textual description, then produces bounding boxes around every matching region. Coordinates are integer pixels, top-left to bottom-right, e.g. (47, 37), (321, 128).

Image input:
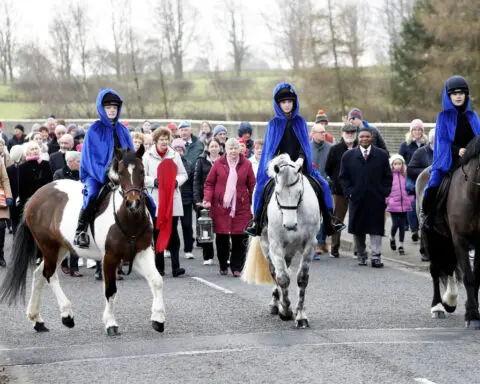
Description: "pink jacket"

(386, 170), (414, 213)
(204, 154), (256, 234)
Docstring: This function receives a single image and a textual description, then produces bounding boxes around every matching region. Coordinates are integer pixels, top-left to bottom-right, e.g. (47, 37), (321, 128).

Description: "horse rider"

(422, 75), (480, 231)
(245, 82), (345, 237)
(74, 88), (156, 248)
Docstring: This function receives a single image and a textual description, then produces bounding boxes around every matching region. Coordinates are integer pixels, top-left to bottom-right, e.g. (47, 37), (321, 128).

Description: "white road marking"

(191, 277), (233, 294)
(414, 378), (437, 384)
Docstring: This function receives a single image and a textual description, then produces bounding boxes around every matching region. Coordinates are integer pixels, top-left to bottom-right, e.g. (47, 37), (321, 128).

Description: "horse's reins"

(112, 186), (150, 275)
(274, 164), (304, 211)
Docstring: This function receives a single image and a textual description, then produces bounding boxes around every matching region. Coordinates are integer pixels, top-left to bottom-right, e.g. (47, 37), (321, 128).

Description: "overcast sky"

(13, 0), (386, 70)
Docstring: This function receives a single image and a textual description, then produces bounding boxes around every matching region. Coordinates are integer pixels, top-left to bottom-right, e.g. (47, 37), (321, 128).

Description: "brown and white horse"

(0, 147), (165, 336)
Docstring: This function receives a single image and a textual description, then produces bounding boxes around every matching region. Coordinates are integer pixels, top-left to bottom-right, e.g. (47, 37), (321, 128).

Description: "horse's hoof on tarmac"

(106, 326), (121, 336)
(279, 312), (293, 321)
(151, 321), (164, 333)
(269, 305), (279, 315)
(61, 315), (75, 328)
(431, 311), (446, 319)
(465, 320), (480, 330)
(34, 322), (49, 332)
(442, 302), (456, 313)
(295, 319), (309, 329)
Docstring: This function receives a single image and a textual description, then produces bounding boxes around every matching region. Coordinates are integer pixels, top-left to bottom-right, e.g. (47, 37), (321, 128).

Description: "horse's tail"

(241, 236), (275, 285)
(0, 216), (38, 306)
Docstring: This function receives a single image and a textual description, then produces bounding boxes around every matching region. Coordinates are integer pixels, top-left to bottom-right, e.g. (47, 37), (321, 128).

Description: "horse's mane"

(459, 136), (480, 166)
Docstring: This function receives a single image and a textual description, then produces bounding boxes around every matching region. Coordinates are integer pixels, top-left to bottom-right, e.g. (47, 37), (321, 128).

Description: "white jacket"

(143, 145), (188, 217)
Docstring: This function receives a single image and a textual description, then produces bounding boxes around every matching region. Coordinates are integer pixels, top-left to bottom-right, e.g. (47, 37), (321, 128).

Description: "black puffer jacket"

(193, 152), (213, 206)
(325, 139), (352, 196)
(180, 156), (194, 205)
(18, 160), (53, 202)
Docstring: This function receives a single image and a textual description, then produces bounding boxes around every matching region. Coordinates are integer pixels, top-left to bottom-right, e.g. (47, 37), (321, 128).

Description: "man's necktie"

(363, 150), (368, 160)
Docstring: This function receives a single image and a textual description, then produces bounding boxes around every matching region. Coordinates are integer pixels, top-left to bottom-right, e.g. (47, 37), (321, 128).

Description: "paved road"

(0, 230), (479, 384)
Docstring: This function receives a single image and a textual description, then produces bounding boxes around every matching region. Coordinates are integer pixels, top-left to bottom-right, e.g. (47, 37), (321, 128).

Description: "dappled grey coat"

(339, 145), (392, 236)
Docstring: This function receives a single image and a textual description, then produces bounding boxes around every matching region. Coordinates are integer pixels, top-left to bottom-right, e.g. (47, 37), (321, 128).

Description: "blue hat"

(213, 125), (227, 137)
(238, 122), (252, 137)
(178, 121), (191, 129)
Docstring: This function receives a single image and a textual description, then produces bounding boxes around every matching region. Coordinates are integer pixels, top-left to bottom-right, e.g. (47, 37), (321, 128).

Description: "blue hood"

(272, 82), (299, 119)
(96, 88), (123, 126)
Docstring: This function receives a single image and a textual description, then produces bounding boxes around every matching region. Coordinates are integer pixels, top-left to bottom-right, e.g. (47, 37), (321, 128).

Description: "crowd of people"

(0, 75), (476, 277)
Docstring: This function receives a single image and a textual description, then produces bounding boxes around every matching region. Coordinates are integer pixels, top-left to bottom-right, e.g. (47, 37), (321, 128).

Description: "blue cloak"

(426, 84), (480, 194)
(80, 88), (134, 184)
(253, 82), (333, 213)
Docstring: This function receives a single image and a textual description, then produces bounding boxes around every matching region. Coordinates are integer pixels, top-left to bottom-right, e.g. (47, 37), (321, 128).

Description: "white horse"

(242, 154), (321, 328)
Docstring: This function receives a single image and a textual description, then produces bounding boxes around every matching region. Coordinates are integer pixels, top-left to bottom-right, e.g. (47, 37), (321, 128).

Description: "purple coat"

(386, 170), (414, 213)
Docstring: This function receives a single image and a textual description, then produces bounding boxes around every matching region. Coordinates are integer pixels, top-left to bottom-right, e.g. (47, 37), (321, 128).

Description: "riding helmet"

(102, 92), (122, 107)
(445, 75), (469, 95)
(275, 86), (297, 104)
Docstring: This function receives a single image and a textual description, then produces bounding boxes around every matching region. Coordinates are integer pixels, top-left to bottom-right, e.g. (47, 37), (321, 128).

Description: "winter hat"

(74, 129), (85, 139)
(445, 75), (469, 95)
(14, 124), (24, 133)
(315, 109), (328, 123)
(238, 122), (252, 137)
(274, 86), (297, 103)
(171, 138), (186, 152)
(167, 123), (177, 131)
(237, 137), (247, 146)
(410, 119), (424, 132)
(66, 123), (77, 134)
(101, 92), (122, 106)
(389, 153), (406, 168)
(348, 108), (362, 120)
(213, 125), (227, 137)
(178, 121), (191, 129)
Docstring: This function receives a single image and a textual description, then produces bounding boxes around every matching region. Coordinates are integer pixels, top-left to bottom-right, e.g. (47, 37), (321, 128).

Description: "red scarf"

(155, 155), (178, 253)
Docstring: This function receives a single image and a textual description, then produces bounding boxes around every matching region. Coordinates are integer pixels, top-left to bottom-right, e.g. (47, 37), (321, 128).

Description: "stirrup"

(244, 220), (258, 237)
(74, 231), (90, 249)
(333, 222), (346, 233)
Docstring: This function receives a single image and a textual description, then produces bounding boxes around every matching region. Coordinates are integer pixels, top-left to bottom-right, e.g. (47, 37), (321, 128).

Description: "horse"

(416, 135), (480, 328)
(0, 147), (165, 336)
(242, 154), (321, 328)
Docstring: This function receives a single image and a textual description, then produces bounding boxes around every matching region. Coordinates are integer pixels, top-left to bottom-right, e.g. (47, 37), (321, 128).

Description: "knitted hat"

(101, 92), (122, 106)
(410, 119), (424, 132)
(389, 153), (406, 167)
(167, 123), (177, 131)
(274, 86), (297, 103)
(171, 138), (186, 151)
(178, 121), (191, 129)
(66, 123), (77, 134)
(14, 124), (24, 132)
(348, 108), (362, 120)
(238, 121), (252, 137)
(213, 125), (227, 137)
(74, 129), (85, 139)
(315, 109), (328, 123)
(237, 137), (246, 146)
(342, 123), (357, 133)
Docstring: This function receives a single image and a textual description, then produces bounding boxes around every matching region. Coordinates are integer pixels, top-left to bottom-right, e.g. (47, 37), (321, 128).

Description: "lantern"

(196, 209), (214, 243)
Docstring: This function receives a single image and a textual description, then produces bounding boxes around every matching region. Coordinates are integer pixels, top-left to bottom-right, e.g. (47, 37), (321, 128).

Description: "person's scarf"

(155, 150), (177, 253)
(223, 155), (239, 218)
(25, 155), (42, 164)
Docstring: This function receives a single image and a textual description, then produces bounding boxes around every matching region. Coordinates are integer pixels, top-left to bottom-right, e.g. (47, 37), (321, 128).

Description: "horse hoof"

(295, 319), (309, 329)
(279, 311), (293, 321)
(106, 326), (121, 336)
(34, 322), (49, 332)
(465, 320), (480, 330)
(151, 320), (164, 333)
(269, 305), (279, 315)
(62, 315), (75, 328)
(431, 311), (446, 319)
(442, 302), (457, 313)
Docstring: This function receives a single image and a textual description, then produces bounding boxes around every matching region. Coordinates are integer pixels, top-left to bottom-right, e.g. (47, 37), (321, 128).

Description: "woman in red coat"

(202, 138), (256, 276)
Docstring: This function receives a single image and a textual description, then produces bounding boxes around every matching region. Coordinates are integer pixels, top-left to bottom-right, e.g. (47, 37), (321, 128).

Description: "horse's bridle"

(461, 162), (480, 187)
(274, 164), (304, 212)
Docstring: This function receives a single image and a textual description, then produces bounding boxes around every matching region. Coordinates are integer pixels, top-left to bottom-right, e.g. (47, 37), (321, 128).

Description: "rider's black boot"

(244, 214), (260, 237)
(422, 186), (439, 232)
(73, 208), (91, 248)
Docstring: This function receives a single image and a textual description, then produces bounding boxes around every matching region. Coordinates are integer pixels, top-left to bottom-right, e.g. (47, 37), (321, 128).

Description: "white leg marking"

(430, 303), (446, 314)
(48, 272), (73, 319)
(133, 249), (166, 324)
(103, 293), (118, 329)
(442, 275), (458, 307)
(27, 263), (48, 323)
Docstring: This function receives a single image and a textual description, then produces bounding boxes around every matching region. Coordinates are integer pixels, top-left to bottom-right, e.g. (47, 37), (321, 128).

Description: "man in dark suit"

(49, 133), (74, 174)
(339, 127), (393, 268)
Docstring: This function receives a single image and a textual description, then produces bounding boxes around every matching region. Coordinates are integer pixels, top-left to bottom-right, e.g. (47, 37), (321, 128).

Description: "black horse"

(417, 136), (480, 328)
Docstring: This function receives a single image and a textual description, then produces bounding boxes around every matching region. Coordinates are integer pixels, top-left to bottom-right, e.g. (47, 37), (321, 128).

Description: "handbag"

(405, 177), (416, 196)
(0, 189), (6, 208)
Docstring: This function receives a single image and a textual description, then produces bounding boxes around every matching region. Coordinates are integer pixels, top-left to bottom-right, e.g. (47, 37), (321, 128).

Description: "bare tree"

(69, 2), (90, 85)
(155, 0), (196, 81)
(127, 22), (145, 116)
(224, 0), (248, 77)
(381, 0), (414, 59)
(0, 0), (15, 83)
(16, 42), (54, 87)
(110, 0), (129, 80)
(49, 11), (74, 80)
